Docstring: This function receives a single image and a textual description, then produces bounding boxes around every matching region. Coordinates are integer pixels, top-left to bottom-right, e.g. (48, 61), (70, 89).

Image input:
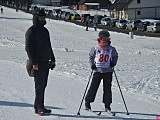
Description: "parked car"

(45, 10), (53, 16)
(81, 14), (90, 22)
(126, 19), (142, 30)
(136, 21), (150, 31)
(65, 12), (71, 20)
(115, 19), (127, 29)
(61, 11), (70, 19)
(109, 18), (119, 27)
(71, 12), (80, 20)
(52, 9), (61, 18)
(147, 21), (160, 33)
(57, 10), (64, 18)
(100, 17), (111, 26)
(94, 15), (104, 24)
(85, 16), (94, 24)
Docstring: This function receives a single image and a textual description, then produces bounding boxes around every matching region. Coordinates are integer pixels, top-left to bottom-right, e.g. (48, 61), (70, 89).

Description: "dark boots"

(105, 103), (111, 111)
(35, 108), (52, 116)
(85, 102), (91, 110)
(85, 102), (111, 111)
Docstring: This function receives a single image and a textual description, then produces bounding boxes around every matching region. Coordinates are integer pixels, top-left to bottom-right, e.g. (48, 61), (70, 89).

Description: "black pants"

(34, 61), (50, 109)
(94, 27), (97, 31)
(86, 25), (89, 31)
(85, 72), (113, 105)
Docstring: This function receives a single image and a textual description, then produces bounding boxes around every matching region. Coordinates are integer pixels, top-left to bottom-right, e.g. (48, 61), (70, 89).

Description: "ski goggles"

(99, 36), (111, 42)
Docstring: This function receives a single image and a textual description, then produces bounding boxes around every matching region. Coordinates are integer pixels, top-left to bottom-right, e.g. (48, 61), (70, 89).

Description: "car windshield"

(135, 20), (142, 23)
(143, 22), (150, 25)
(104, 18), (110, 20)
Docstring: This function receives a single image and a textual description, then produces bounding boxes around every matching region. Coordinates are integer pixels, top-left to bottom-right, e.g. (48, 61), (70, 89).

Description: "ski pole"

(77, 70), (93, 115)
(113, 70), (129, 115)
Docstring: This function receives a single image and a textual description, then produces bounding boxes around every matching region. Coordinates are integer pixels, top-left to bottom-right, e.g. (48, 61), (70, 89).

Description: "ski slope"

(0, 6), (160, 120)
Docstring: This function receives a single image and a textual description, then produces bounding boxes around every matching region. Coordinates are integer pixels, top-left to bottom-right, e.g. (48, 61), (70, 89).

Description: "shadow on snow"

(0, 100), (158, 119)
(0, 100), (62, 110)
(0, 16), (31, 21)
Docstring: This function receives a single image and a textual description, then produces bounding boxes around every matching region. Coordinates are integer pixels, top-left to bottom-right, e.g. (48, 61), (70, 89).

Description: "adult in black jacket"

(25, 10), (56, 116)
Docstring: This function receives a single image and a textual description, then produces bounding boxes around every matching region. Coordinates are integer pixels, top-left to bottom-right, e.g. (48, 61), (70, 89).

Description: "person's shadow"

(0, 100), (62, 110)
(0, 100), (159, 119)
(0, 16), (31, 21)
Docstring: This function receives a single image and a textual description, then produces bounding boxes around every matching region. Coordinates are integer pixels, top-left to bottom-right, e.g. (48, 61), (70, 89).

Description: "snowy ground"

(0, 6), (160, 120)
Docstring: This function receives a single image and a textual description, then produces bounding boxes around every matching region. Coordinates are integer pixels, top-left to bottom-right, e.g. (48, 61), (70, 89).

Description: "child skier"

(85, 29), (118, 111)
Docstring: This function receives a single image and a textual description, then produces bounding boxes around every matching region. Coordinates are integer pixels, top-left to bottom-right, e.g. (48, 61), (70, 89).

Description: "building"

(51, 0), (61, 6)
(109, 0), (160, 20)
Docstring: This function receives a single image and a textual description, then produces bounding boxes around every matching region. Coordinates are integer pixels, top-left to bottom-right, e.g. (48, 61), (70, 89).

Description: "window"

(150, 22), (154, 26)
(156, 23), (160, 26)
(137, 0), (140, 3)
(137, 11), (141, 15)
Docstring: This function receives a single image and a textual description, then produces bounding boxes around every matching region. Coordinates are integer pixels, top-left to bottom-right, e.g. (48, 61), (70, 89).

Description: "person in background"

(85, 18), (90, 31)
(1, 7), (3, 14)
(85, 29), (118, 112)
(85, 18), (92, 31)
(92, 18), (98, 31)
(25, 10), (56, 116)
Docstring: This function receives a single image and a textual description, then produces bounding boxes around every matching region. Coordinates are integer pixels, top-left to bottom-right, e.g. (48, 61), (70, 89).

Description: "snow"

(0, 6), (160, 120)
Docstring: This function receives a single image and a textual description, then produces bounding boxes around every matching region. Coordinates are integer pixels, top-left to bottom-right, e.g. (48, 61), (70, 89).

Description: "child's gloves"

(110, 61), (116, 67)
(91, 64), (97, 70)
(50, 62), (56, 70)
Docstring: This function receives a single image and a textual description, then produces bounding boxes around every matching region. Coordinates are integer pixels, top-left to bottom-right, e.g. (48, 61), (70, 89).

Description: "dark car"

(65, 12), (71, 20)
(94, 15), (104, 24)
(85, 16), (94, 24)
(45, 10), (53, 16)
(137, 21), (150, 31)
(126, 19), (142, 30)
(61, 11), (69, 19)
(52, 9), (61, 18)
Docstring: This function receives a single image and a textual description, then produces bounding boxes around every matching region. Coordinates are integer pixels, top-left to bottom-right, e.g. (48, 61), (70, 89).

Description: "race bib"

(94, 46), (112, 68)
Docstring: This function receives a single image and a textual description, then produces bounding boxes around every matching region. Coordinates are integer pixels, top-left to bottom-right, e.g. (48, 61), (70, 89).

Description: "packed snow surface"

(0, 6), (160, 120)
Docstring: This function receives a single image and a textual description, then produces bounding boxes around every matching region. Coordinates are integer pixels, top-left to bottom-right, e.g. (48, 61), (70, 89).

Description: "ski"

(85, 109), (100, 116)
(96, 110), (116, 116)
(85, 109), (115, 116)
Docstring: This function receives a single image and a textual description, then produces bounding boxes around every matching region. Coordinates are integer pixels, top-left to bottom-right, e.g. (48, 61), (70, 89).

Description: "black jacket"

(25, 15), (55, 65)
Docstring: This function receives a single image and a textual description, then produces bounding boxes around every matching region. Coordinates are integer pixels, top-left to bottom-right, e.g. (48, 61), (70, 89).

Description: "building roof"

(84, 3), (100, 6)
(109, 0), (134, 10)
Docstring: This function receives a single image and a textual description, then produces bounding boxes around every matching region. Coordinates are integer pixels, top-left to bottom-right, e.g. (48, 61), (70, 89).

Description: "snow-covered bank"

(0, 6), (160, 120)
